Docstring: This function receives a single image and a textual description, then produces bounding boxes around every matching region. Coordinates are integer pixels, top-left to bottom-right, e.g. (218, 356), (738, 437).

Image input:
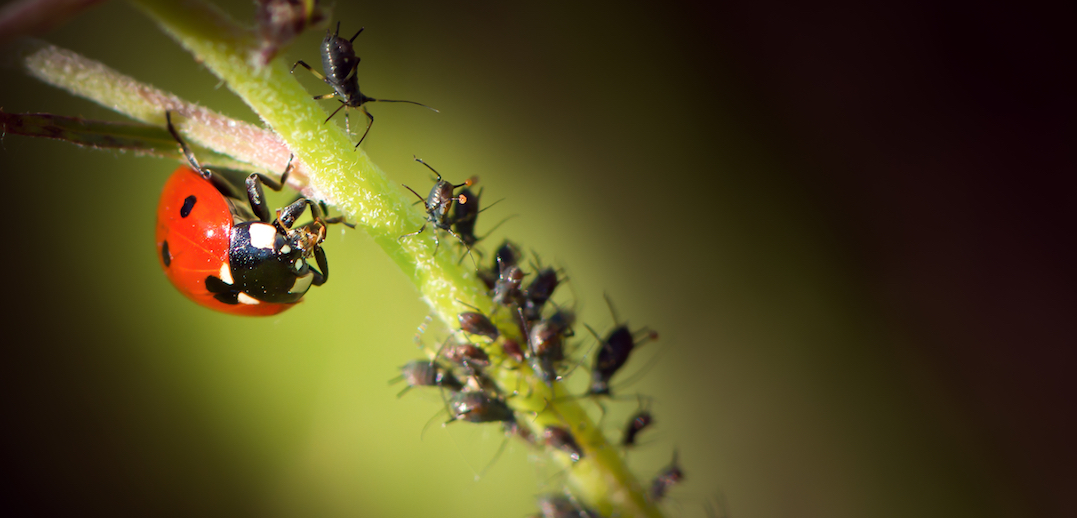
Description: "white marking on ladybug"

(295, 258), (305, 270)
(249, 223), (277, 249)
(289, 272), (314, 294)
(280, 244), (291, 254)
(218, 263), (234, 285)
(237, 292), (261, 305)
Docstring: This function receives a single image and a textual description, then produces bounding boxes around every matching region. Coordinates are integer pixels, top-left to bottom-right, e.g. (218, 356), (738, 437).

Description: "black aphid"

(479, 241), (521, 290)
(621, 410), (655, 447)
(493, 260), (526, 307)
(586, 294), (658, 396)
(447, 391), (515, 424)
(649, 450), (684, 502)
(291, 22), (437, 147)
(523, 267), (560, 322)
(542, 426), (584, 462)
(523, 308), (576, 386)
(458, 311), (500, 341)
(400, 158), (472, 253)
(390, 360), (463, 397)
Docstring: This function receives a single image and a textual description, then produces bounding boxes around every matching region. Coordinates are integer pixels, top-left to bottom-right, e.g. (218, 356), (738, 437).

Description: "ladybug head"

(274, 224), (323, 272)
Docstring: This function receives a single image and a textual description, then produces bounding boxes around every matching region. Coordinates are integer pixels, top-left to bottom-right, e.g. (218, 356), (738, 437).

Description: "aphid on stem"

(479, 241), (522, 290)
(584, 293), (659, 397)
(542, 425), (584, 462)
(621, 409), (655, 448)
(400, 157), (474, 256)
(451, 183), (512, 263)
(390, 359), (464, 397)
(520, 307), (577, 386)
(290, 21), (438, 147)
(649, 450), (685, 503)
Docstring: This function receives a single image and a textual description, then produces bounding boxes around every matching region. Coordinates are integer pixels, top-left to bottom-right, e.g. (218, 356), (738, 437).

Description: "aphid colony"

(155, 19), (685, 518)
(392, 234), (682, 514)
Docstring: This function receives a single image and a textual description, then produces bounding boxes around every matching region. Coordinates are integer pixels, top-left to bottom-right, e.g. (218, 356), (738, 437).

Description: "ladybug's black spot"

(161, 240), (172, 267)
(180, 195), (197, 218)
(205, 275), (239, 305)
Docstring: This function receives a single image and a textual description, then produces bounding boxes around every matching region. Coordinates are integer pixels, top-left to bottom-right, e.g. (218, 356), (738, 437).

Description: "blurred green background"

(2, 1), (1072, 517)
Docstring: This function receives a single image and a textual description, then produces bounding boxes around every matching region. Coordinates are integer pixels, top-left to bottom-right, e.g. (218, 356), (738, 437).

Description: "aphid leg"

(324, 101), (346, 124)
(355, 106), (374, 148)
(398, 223), (427, 241)
(290, 60), (328, 82)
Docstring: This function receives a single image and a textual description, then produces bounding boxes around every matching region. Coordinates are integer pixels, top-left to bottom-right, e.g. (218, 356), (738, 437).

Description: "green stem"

(78, 1), (664, 515)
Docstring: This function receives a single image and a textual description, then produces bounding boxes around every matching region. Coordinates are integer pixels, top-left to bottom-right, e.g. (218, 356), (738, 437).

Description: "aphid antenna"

(602, 291), (621, 326)
(364, 97), (440, 113)
(539, 462), (574, 489)
(582, 322), (605, 346)
(453, 298), (485, 313)
(476, 211), (517, 237)
(348, 25), (364, 42)
(420, 405), (449, 441)
(472, 431), (512, 481)
(557, 342), (593, 382)
(526, 248), (549, 272)
(413, 156), (444, 183)
(402, 183), (429, 207)
(703, 489), (731, 518)
(603, 342), (673, 395)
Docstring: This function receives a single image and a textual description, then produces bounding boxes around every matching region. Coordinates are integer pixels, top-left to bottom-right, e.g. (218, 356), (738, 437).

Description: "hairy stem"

(21, 0), (666, 515)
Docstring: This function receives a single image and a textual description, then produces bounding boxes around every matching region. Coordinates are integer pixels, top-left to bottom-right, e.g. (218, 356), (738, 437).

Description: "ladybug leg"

(244, 155), (295, 223)
(309, 246), (329, 286)
(165, 111), (211, 180)
(275, 197), (312, 231)
(245, 174), (273, 223)
(316, 200), (355, 228)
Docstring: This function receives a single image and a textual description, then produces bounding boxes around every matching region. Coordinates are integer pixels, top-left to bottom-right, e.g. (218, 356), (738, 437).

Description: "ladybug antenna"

(350, 26), (365, 42)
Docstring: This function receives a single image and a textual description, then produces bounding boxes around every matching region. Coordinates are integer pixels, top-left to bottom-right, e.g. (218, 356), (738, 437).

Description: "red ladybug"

(156, 112), (336, 316)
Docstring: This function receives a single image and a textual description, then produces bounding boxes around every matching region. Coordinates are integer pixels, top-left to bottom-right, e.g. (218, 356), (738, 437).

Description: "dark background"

(1, 0), (1072, 517)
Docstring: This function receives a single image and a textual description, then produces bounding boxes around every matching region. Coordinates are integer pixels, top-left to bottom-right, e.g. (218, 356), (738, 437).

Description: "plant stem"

(116, 1), (665, 515)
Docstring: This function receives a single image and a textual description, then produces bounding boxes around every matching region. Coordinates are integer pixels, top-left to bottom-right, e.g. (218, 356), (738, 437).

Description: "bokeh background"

(2, 1), (1072, 517)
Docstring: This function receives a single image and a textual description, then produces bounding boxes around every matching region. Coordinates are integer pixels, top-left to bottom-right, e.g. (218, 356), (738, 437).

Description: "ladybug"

(156, 112), (337, 316)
